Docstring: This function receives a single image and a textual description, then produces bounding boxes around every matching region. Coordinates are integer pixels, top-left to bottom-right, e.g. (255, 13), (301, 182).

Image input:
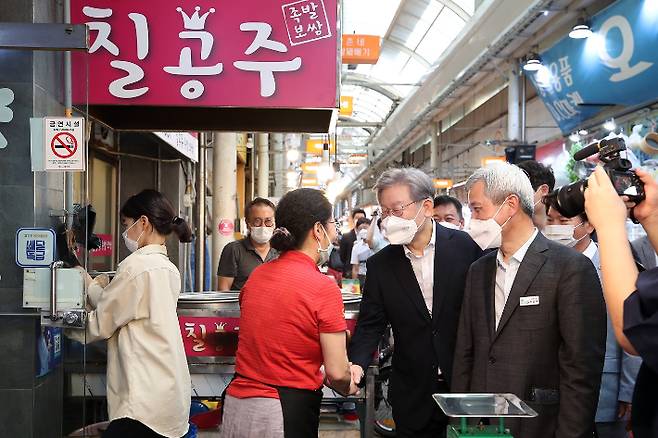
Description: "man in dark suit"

(339, 208), (366, 278)
(348, 168), (482, 437)
(631, 235), (657, 270)
(452, 163), (607, 438)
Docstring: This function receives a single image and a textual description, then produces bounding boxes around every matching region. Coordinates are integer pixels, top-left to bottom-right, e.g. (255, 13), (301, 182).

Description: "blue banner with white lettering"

(528, 0), (658, 133)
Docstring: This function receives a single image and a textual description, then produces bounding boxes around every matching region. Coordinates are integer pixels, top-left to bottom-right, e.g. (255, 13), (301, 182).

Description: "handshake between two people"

(321, 329), (366, 397)
(323, 363), (365, 397)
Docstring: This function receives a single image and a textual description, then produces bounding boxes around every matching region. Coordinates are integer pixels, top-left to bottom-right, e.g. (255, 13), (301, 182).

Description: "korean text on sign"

(15, 228), (56, 268)
(72, 0), (338, 109)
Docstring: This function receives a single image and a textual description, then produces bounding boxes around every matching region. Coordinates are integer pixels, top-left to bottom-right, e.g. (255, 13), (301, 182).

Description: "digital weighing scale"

(433, 393), (538, 437)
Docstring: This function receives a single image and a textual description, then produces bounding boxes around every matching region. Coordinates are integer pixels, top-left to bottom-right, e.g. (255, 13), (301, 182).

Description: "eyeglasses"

(251, 218), (274, 227)
(381, 200), (424, 218)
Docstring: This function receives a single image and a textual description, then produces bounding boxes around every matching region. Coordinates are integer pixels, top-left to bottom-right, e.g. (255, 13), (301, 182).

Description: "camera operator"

(584, 166), (658, 437)
(544, 199), (641, 437)
(365, 209), (389, 253)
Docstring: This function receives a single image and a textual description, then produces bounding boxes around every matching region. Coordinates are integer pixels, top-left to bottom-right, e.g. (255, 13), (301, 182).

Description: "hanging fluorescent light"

(603, 118), (616, 131)
(578, 129), (589, 136)
(317, 141), (334, 184)
(523, 52), (542, 72)
(317, 163), (335, 183)
(286, 149), (300, 162)
(569, 13), (593, 39)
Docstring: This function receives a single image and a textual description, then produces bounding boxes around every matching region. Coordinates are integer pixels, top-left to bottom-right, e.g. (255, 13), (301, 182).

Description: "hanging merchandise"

(627, 124), (645, 152)
(641, 132), (658, 156)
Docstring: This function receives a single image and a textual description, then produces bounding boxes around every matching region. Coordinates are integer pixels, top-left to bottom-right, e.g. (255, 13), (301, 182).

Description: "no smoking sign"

(51, 132), (77, 158)
(44, 117), (85, 171)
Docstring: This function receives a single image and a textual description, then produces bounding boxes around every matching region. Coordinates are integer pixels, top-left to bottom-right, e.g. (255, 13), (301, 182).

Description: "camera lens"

(555, 180), (587, 218)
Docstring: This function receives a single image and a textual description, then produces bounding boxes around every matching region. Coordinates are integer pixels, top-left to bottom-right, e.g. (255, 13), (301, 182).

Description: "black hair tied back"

(121, 190), (194, 243)
(269, 188), (332, 253)
(171, 215), (193, 243)
(270, 226), (296, 252)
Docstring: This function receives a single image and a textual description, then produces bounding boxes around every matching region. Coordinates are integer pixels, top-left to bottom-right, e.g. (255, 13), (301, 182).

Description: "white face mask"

(357, 229), (368, 240)
(465, 199), (512, 250)
(544, 223), (585, 248)
(122, 219), (145, 253)
(381, 201), (427, 245)
(317, 225), (334, 266)
(438, 221), (460, 230)
(250, 226), (274, 244)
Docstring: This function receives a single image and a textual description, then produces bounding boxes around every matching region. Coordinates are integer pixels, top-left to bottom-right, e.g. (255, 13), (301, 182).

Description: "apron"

(221, 373), (323, 438)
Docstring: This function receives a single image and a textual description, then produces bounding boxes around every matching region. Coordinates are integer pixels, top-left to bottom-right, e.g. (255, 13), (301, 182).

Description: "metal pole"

(430, 123), (438, 175)
(213, 133), (238, 290)
(257, 133), (269, 198)
(195, 133), (206, 292)
(50, 261), (65, 320)
(521, 66), (527, 143)
(184, 161), (194, 291)
(272, 133), (286, 197)
(115, 133), (122, 269)
(64, 0), (74, 228)
(250, 134), (255, 201)
(507, 66), (521, 142)
(364, 365), (376, 438)
(437, 120), (444, 177)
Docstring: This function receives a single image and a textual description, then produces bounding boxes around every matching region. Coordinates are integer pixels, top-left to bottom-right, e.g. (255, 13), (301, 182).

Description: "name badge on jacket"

(520, 296), (540, 306)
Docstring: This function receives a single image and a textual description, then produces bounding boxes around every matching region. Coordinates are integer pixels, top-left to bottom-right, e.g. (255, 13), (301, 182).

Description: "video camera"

(546, 137), (645, 218)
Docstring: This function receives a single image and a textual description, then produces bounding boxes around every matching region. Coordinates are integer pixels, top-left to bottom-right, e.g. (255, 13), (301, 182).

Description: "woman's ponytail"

(171, 216), (193, 243)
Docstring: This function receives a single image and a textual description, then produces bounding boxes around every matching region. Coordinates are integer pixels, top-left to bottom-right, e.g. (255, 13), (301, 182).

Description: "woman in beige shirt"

(71, 190), (192, 438)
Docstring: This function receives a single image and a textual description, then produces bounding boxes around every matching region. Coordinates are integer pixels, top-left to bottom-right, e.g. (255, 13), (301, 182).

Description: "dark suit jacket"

(631, 235), (657, 270)
(339, 229), (357, 276)
(349, 224), (482, 431)
(452, 233), (606, 438)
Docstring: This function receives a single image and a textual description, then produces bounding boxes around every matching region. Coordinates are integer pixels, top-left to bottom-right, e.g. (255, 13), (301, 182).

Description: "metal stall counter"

(177, 291), (372, 433)
(65, 288), (374, 435)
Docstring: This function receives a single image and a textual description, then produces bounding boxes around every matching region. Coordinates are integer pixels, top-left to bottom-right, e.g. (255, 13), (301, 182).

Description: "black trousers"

(394, 379), (448, 438)
(102, 418), (178, 438)
(225, 374), (324, 438)
(277, 386), (323, 438)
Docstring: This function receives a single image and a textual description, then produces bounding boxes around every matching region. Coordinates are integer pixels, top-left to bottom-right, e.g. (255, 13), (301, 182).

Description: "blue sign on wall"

(528, 0), (658, 133)
(15, 228), (56, 268)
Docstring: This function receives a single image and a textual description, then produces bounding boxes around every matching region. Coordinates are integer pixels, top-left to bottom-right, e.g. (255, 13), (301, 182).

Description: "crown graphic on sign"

(175, 6), (215, 30)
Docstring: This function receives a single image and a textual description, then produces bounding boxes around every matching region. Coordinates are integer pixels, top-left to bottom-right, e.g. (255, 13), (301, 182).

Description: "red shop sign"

(90, 233), (113, 257)
(179, 316), (240, 357)
(71, 0), (338, 109)
(178, 316), (356, 357)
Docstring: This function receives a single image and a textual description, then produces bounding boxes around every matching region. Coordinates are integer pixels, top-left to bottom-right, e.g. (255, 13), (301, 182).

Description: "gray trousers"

(220, 395), (284, 438)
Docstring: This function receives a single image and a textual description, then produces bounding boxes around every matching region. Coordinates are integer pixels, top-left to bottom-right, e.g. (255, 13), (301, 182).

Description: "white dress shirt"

(404, 222), (436, 315)
(582, 240), (598, 261)
(351, 239), (374, 276)
(70, 245), (191, 437)
(494, 229), (538, 329)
